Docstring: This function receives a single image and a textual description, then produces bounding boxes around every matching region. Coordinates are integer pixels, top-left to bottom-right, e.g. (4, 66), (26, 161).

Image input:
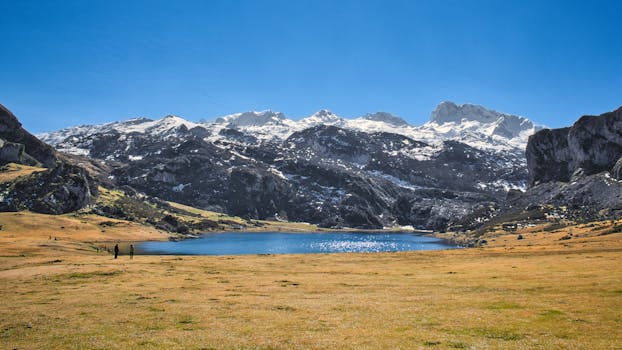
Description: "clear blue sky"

(1, 0), (621, 132)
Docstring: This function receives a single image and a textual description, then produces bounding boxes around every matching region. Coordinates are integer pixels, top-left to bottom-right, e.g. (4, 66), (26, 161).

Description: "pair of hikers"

(113, 244), (134, 259)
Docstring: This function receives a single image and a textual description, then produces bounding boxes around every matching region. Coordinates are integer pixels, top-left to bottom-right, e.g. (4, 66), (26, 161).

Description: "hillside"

(0, 104), (317, 235)
(505, 106), (622, 222)
(37, 102), (536, 230)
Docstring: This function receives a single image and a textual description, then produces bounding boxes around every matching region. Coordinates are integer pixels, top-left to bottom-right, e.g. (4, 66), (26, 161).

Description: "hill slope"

(38, 102), (536, 229)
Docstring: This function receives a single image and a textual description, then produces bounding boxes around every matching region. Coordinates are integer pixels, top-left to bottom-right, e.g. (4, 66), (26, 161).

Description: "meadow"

(1, 212), (621, 349)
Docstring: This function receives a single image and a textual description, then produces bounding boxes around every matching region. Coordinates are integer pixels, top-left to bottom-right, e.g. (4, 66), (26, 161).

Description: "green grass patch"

(486, 301), (523, 310)
(447, 341), (469, 349)
(539, 309), (565, 319)
(63, 271), (121, 279)
(465, 327), (525, 341)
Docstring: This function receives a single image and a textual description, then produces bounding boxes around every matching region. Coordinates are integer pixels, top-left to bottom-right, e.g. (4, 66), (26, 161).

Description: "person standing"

(129, 244), (134, 260)
(114, 244), (119, 259)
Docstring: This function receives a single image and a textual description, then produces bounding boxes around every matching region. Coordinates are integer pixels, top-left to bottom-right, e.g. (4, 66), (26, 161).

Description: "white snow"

(268, 167), (287, 180)
(40, 101), (541, 158)
(172, 183), (191, 192)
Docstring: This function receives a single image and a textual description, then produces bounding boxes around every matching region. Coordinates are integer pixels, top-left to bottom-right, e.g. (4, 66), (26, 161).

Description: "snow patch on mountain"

(39, 101), (541, 156)
(300, 109), (345, 127)
(41, 115), (197, 140)
(360, 112), (409, 126)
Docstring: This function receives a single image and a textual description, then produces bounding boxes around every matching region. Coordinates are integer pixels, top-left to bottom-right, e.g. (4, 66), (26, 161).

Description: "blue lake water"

(136, 231), (457, 255)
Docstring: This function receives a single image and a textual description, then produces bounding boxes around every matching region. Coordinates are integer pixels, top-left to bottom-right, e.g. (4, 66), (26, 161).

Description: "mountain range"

(41, 101), (538, 154)
(4, 100), (621, 234)
(31, 101), (536, 230)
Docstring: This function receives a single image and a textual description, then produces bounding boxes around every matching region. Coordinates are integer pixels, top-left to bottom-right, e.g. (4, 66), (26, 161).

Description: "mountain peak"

(312, 109), (337, 118)
(302, 109), (342, 124)
(361, 112), (409, 126)
(429, 101), (536, 140)
(431, 101), (503, 124)
(213, 110), (287, 128)
(161, 114), (184, 120)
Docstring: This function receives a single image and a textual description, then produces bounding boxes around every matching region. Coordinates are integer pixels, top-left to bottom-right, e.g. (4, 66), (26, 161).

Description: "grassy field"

(0, 163), (46, 184)
(165, 201), (319, 232)
(0, 213), (621, 349)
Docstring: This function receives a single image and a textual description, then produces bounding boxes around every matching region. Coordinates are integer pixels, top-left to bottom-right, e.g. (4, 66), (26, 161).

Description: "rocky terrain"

(504, 106), (622, 222)
(5, 100), (622, 231)
(36, 102), (537, 230)
(0, 105), (97, 214)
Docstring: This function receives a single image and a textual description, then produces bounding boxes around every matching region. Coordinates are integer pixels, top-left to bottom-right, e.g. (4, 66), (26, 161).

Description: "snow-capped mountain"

(41, 102), (538, 154)
(299, 109), (345, 126)
(37, 101), (536, 230)
(198, 102), (540, 152)
(39, 115), (202, 155)
(211, 110), (287, 127)
(360, 112), (409, 126)
(421, 101), (540, 149)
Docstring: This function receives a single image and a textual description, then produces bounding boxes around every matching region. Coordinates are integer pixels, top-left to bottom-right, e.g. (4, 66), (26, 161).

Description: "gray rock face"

(568, 108), (622, 175)
(507, 105), (622, 222)
(611, 157), (622, 180)
(431, 101), (499, 124)
(0, 104), (57, 167)
(361, 112), (409, 126)
(0, 140), (39, 166)
(526, 106), (622, 185)
(0, 162), (98, 214)
(526, 128), (572, 185)
(0, 105), (99, 214)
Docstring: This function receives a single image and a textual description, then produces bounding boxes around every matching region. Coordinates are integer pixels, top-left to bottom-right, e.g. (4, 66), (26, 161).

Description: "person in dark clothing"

(129, 244), (134, 260)
(114, 244), (119, 259)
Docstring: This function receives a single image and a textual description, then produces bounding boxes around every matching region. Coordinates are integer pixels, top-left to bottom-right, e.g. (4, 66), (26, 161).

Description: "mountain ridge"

(40, 101), (539, 155)
(33, 101), (535, 230)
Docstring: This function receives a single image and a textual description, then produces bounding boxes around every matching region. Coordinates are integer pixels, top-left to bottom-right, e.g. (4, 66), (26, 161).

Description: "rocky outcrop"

(507, 106), (622, 222)
(0, 104), (57, 167)
(0, 140), (39, 166)
(526, 128), (572, 184)
(0, 104), (99, 214)
(526, 106), (622, 185)
(0, 162), (98, 214)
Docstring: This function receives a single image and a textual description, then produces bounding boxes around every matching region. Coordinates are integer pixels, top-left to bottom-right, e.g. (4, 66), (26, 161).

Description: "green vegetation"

(94, 187), (318, 235)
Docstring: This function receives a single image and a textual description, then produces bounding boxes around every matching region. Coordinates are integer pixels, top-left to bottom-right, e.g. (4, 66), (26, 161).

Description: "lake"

(136, 231), (457, 255)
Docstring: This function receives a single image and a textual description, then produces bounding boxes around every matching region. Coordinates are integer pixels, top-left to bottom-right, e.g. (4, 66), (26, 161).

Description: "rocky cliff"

(511, 106), (622, 220)
(0, 104), (97, 214)
(527, 106), (622, 185)
(0, 104), (57, 167)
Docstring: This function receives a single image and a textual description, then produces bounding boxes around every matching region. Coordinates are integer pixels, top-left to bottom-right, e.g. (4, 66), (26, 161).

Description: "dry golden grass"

(166, 201), (319, 232)
(0, 211), (170, 257)
(0, 214), (621, 349)
(0, 163), (46, 184)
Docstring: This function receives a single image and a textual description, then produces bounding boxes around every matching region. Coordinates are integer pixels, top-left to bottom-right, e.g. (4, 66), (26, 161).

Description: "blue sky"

(1, 0), (621, 133)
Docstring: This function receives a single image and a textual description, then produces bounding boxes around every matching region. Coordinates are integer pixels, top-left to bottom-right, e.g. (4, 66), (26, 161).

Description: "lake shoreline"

(135, 231), (456, 256)
(2, 217), (621, 349)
